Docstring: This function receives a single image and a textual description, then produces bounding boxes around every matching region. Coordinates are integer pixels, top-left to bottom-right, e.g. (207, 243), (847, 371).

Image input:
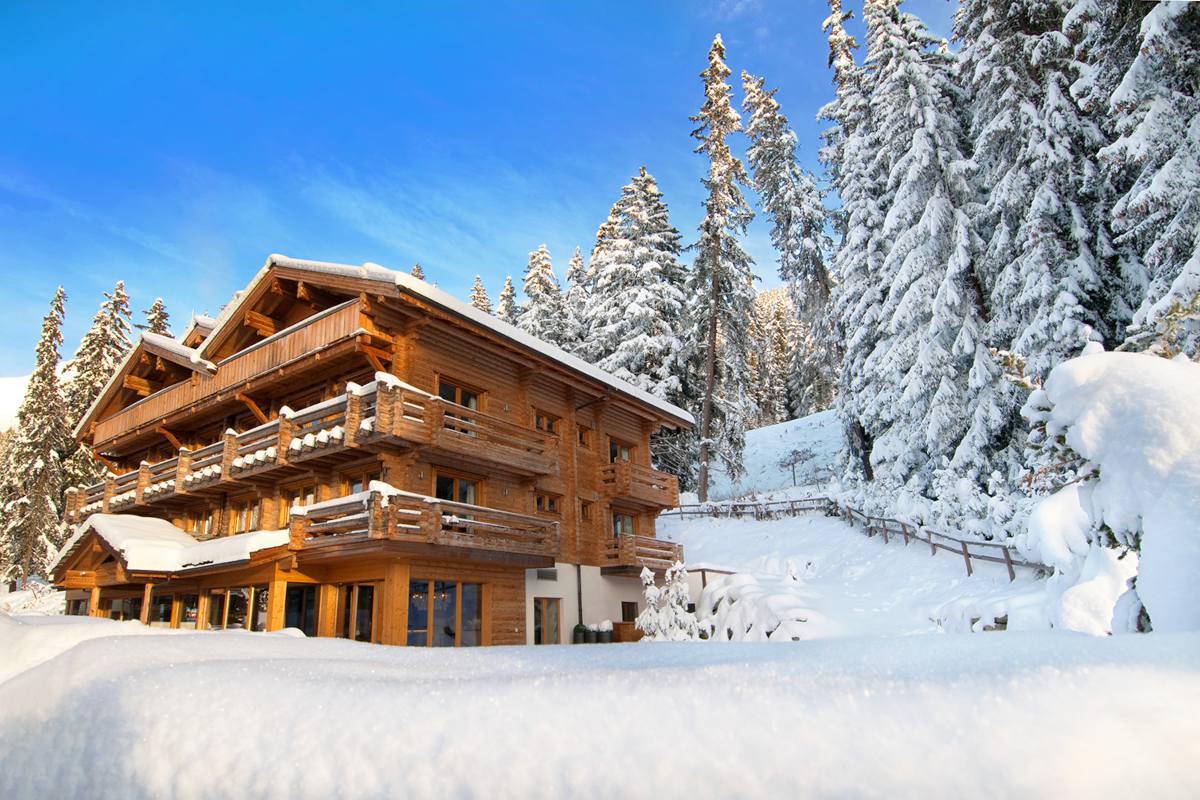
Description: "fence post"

(900, 522), (910, 545)
(960, 541), (973, 577)
(1002, 546), (1016, 582)
(881, 522), (889, 544)
(930, 533), (937, 557)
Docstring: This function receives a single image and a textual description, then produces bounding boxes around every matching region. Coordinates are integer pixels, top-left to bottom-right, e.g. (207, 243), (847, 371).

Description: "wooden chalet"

(52, 255), (693, 646)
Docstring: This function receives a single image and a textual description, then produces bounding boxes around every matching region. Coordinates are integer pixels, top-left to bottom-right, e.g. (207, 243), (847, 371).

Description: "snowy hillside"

(698, 409), (841, 502)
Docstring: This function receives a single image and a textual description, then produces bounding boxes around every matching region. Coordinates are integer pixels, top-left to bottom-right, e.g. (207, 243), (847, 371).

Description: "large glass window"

(461, 583), (482, 647)
(279, 485), (316, 527)
(250, 584), (270, 631)
(179, 594), (200, 629)
(148, 593), (174, 628)
(431, 581), (457, 647)
(344, 468), (382, 496)
(438, 379), (481, 435)
(207, 590), (227, 629)
(109, 596), (142, 622)
(284, 584), (317, 636)
(226, 588), (250, 629)
(408, 580), (482, 647)
(407, 581), (429, 646)
(355, 585), (375, 642)
(534, 597), (561, 645)
(609, 438), (633, 464)
(613, 512), (636, 536)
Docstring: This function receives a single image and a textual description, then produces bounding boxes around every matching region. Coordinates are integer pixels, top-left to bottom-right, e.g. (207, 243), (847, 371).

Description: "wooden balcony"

(292, 487), (559, 565)
(66, 377), (557, 524)
(599, 461), (679, 509)
(92, 300), (364, 448)
(601, 534), (684, 577)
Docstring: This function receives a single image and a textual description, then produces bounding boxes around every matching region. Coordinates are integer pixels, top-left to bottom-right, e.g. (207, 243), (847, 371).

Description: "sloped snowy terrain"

(1, 615), (1197, 799)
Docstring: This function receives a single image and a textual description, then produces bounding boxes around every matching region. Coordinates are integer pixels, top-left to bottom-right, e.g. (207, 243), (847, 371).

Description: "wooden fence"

(661, 497), (1047, 582)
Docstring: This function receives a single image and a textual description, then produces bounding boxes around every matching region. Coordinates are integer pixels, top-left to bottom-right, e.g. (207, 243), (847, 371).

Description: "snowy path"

(660, 509), (1039, 637)
(1, 615), (1198, 799)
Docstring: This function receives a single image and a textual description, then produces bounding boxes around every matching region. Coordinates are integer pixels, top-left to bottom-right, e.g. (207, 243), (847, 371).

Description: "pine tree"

(634, 563), (699, 641)
(518, 244), (567, 346)
(820, 0), (884, 480)
(563, 247), (589, 355)
(497, 276), (519, 325)
(584, 168), (688, 399)
(743, 69), (838, 422)
(0, 288), (70, 584)
(748, 289), (803, 426)
(1104, 3), (1200, 352)
(411, 263), (426, 280)
(689, 34), (757, 502)
(137, 297), (172, 337)
(469, 275), (493, 314)
(62, 281), (133, 489)
(853, 0), (982, 493)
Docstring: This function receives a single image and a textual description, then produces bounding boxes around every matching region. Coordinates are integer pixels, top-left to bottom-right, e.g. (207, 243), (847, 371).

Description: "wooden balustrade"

(604, 533), (683, 572)
(599, 461), (679, 508)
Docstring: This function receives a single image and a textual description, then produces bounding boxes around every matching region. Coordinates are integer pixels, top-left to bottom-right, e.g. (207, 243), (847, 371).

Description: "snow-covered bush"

(635, 563), (699, 641)
(1016, 349), (1200, 633)
(697, 563), (811, 642)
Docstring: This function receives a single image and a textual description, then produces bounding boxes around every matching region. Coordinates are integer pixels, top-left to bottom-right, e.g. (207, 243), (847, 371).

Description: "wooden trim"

(236, 392), (270, 424)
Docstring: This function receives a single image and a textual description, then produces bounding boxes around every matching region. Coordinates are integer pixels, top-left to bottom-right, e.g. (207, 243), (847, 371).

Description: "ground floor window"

(148, 592), (174, 627)
(179, 594), (199, 629)
(109, 596), (142, 621)
(250, 584), (270, 632)
(66, 597), (88, 616)
(207, 590), (227, 629)
(533, 597), (561, 645)
(339, 584), (376, 642)
(407, 579), (483, 647)
(621, 601), (639, 623)
(285, 584), (318, 636)
(226, 588), (250, 629)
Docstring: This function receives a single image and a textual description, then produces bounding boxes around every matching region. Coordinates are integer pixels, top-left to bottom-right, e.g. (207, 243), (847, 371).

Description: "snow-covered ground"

(690, 409), (841, 502)
(1, 615), (1197, 799)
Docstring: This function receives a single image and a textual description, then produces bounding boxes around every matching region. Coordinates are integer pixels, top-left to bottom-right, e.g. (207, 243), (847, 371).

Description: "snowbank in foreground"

(1, 616), (1196, 799)
(1021, 351), (1200, 632)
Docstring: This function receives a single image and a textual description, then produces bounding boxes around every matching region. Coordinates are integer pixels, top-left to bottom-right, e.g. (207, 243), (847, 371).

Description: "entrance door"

(339, 584), (375, 642)
(285, 584), (318, 636)
(533, 597), (561, 645)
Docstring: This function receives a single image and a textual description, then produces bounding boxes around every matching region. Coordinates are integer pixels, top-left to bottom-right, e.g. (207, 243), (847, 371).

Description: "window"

(279, 485), (316, 527)
(534, 410), (559, 435)
(407, 579), (483, 647)
(207, 590), (227, 629)
(435, 471), (478, 505)
(179, 594), (199, 629)
(580, 500), (593, 521)
(148, 593), (173, 628)
(577, 425), (591, 448)
(533, 597), (561, 645)
(535, 492), (561, 515)
(609, 438), (633, 464)
(229, 499), (261, 534)
(339, 584), (376, 642)
(621, 601), (639, 623)
(438, 378), (482, 435)
(66, 597), (89, 616)
(284, 584), (318, 636)
(613, 511), (636, 536)
(226, 588), (250, 629)
(250, 584), (270, 632)
(184, 508), (214, 538)
(343, 467), (382, 496)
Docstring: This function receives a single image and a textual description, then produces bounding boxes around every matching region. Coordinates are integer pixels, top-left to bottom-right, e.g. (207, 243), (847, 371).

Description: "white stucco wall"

(523, 563), (646, 645)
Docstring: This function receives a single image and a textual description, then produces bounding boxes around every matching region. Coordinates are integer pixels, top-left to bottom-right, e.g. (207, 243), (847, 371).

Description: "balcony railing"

(66, 374), (557, 523)
(292, 485), (560, 562)
(599, 461), (679, 508)
(92, 300), (364, 447)
(603, 534), (684, 573)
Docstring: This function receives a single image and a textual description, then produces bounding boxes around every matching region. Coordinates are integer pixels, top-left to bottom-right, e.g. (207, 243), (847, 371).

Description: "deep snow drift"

(1, 615), (1197, 800)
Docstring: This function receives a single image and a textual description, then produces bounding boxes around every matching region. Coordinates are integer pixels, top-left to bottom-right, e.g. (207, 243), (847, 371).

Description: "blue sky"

(0, 0), (954, 376)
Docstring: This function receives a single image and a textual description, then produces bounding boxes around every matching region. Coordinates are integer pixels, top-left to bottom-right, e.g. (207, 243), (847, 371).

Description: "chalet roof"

(51, 513), (289, 577)
(201, 254), (695, 426)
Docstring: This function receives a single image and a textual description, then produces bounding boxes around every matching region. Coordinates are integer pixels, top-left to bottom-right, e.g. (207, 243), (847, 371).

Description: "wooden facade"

(54, 256), (691, 646)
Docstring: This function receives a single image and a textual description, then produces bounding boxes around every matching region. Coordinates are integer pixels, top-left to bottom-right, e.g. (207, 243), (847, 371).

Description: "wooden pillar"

(267, 575), (288, 631)
(88, 586), (101, 617)
(197, 592), (210, 630)
(562, 388), (580, 563)
(135, 461), (151, 505)
(170, 595), (182, 628)
(344, 389), (363, 447)
(139, 582), (154, 625)
(378, 560), (411, 646)
(317, 585), (339, 637)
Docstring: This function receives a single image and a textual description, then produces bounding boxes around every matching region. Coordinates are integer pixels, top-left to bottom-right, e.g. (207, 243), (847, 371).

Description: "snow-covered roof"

(200, 254), (693, 426)
(52, 514), (289, 576)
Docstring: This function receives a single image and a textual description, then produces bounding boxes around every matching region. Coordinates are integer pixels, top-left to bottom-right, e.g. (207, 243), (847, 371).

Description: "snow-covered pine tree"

(563, 247), (589, 355)
(137, 297), (172, 337)
(635, 563), (699, 641)
(0, 288), (70, 583)
(689, 34), (757, 502)
(1103, 3), (1200, 353)
(820, 0), (885, 480)
(748, 289), (802, 427)
(942, 0), (1112, 516)
(854, 0), (982, 495)
(469, 275), (493, 314)
(496, 276), (519, 325)
(743, 70), (838, 419)
(585, 168), (688, 398)
(410, 263), (426, 280)
(62, 281), (133, 489)
(518, 244), (567, 346)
